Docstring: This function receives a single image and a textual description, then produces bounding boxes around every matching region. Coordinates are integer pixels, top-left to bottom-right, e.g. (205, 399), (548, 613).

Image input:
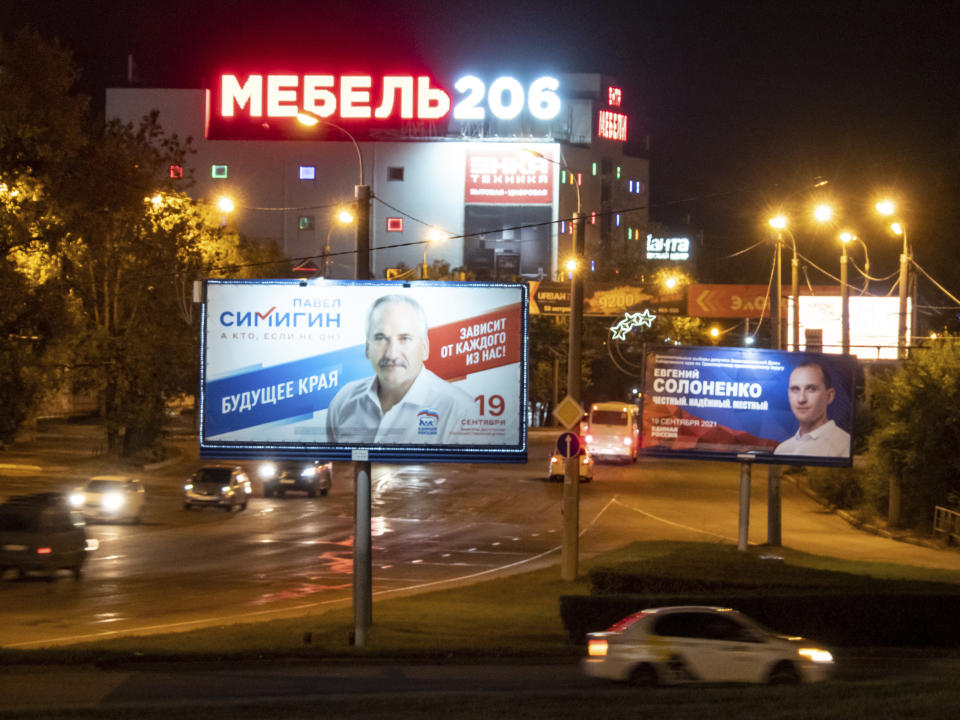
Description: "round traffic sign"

(556, 432), (582, 458)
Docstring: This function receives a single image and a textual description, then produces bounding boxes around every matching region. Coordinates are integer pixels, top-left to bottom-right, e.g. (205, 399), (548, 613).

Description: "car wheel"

(320, 488), (329, 497)
(767, 661), (800, 685)
(628, 664), (659, 687)
(72, 566), (83, 580)
(183, 503), (192, 510)
(223, 504), (232, 512)
(240, 501), (248, 510)
(548, 475), (561, 482)
(307, 487), (317, 498)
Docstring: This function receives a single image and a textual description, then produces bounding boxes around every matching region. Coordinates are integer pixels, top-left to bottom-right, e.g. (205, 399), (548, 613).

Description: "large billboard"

(200, 279), (527, 463)
(789, 295), (910, 360)
(641, 345), (856, 467)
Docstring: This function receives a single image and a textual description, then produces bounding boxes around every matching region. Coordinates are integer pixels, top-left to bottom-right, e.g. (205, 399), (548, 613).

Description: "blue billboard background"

(640, 345), (856, 467)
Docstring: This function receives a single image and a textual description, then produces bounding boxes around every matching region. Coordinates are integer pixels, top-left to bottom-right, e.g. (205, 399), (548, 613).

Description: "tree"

(864, 339), (960, 527)
(0, 29), (87, 442)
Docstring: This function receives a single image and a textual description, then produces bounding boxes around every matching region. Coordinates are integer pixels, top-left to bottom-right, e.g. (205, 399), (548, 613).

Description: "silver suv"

(184, 465), (252, 512)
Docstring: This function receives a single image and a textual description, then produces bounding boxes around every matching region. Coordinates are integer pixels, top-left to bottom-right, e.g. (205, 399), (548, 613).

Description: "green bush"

(806, 466), (865, 510)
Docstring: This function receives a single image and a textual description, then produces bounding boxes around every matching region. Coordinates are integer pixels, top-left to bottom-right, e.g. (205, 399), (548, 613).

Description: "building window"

(387, 166), (405, 181)
(169, 165), (183, 179)
(299, 165), (316, 180)
(298, 215), (315, 231)
(386, 217), (404, 232)
(211, 164), (228, 179)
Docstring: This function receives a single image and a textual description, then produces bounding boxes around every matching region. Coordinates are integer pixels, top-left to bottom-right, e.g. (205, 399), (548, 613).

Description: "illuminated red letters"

(219, 74), (453, 122)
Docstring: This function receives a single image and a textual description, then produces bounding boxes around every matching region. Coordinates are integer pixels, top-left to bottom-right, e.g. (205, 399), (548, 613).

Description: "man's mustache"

(379, 359), (408, 369)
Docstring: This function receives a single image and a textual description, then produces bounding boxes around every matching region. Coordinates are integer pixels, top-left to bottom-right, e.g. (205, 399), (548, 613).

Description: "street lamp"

(320, 207), (355, 277)
(767, 215), (798, 350)
(523, 147), (584, 582)
(422, 227), (448, 279)
(296, 107), (372, 647)
(876, 200), (909, 358)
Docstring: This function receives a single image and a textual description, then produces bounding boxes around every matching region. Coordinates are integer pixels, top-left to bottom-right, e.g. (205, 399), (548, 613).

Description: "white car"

(548, 450), (594, 482)
(69, 475), (146, 524)
(582, 605), (834, 686)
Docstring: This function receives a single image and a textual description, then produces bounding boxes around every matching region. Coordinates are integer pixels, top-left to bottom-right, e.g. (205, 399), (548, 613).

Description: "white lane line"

(611, 497), (735, 542)
(4, 498), (621, 649)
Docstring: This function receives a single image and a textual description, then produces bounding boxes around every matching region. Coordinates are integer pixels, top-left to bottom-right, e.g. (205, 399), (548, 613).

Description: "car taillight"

(587, 638), (608, 657)
(36, 547), (52, 555)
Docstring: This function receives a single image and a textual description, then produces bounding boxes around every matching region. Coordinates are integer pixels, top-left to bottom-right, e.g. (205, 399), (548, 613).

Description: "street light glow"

(839, 231), (854, 243)
(891, 222), (904, 236)
(876, 199), (896, 216)
(337, 208), (355, 224)
(814, 204), (833, 223)
(217, 196), (235, 213)
(564, 257), (578, 273)
(769, 215), (788, 230)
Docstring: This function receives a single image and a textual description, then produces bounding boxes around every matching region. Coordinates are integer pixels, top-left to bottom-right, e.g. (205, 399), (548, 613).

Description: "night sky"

(4, 0), (959, 321)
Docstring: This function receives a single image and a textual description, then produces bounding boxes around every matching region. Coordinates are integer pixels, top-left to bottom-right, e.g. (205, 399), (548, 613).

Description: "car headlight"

(258, 463), (277, 479)
(102, 492), (126, 512)
(300, 466), (317, 478)
(184, 483), (193, 491)
(798, 647), (833, 663)
(221, 485), (231, 495)
(68, 491), (85, 508)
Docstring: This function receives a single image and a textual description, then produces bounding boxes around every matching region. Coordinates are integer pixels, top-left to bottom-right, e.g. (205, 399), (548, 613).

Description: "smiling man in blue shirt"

(774, 361), (850, 458)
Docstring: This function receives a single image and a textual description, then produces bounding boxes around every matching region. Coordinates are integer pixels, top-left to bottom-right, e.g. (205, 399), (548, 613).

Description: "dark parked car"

(257, 460), (332, 498)
(184, 465), (252, 511)
(0, 493), (89, 580)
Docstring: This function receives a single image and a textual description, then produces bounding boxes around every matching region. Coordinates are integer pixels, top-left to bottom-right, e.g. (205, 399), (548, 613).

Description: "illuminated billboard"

(464, 145), (553, 205)
(208, 73), (561, 139)
(641, 345), (856, 467)
(788, 295), (910, 360)
(199, 279), (528, 463)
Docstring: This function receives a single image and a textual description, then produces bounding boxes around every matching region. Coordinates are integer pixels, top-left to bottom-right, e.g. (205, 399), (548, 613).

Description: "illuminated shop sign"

(598, 110), (628, 142)
(641, 345), (856, 468)
(199, 279), (528, 464)
(209, 73), (561, 138)
(607, 86), (622, 107)
(464, 145), (553, 205)
(646, 234), (690, 261)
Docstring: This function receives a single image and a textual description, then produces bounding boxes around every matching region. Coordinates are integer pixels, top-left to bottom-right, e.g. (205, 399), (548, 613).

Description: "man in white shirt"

(774, 361), (851, 458)
(325, 294), (478, 444)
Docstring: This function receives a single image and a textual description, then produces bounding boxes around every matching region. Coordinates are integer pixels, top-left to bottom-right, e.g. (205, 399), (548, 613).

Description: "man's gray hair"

(365, 294), (430, 340)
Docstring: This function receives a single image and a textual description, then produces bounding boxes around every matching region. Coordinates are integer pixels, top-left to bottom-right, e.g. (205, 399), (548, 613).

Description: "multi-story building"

(107, 71), (649, 281)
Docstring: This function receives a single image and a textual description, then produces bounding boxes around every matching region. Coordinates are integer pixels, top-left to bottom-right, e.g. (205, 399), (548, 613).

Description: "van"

(584, 401), (640, 462)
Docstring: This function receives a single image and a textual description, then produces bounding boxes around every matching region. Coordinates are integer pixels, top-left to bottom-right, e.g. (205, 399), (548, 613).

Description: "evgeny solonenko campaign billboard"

(199, 279), (528, 463)
(641, 345), (856, 467)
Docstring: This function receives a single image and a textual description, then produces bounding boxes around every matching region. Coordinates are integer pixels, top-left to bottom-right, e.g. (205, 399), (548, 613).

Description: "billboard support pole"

(737, 456), (752, 551)
(561, 211), (585, 582)
(353, 182), (373, 647)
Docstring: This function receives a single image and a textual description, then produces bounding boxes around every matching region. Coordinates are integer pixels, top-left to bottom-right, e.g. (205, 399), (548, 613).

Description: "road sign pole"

(738, 457), (752, 552)
(561, 212), (585, 582)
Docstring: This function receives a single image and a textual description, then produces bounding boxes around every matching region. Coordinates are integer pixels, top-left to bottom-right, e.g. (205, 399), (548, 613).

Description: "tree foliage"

(864, 340), (960, 527)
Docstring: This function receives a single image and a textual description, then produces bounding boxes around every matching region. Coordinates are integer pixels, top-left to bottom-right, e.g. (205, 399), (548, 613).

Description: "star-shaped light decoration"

(610, 309), (657, 340)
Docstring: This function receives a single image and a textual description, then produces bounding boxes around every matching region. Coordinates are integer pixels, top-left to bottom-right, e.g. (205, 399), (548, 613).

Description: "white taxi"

(583, 605), (834, 686)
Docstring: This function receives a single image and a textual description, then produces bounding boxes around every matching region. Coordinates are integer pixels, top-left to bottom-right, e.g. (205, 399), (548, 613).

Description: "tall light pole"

(296, 108), (372, 645)
(768, 216), (797, 350)
(876, 200), (909, 359)
(321, 208), (355, 277)
(839, 232), (851, 355)
(523, 147), (584, 581)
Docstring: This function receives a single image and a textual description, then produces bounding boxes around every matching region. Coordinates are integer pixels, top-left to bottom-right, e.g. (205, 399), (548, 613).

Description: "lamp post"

(524, 147), (584, 581)
(296, 108), (372, 646)
(876, 200), (909, 358)
(422, 228), (448, 279)
(768, 216), (797, 350)
(322, 208), (355, 277)
(839, 232), (851, 355)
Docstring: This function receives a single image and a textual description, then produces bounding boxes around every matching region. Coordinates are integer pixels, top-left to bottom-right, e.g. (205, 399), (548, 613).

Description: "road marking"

(612, 498), (735, 541)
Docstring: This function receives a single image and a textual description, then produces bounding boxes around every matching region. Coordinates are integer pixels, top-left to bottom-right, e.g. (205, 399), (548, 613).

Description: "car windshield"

(0, 504), (42, 532)
(195, 468), (232, 484)
(86, 479), (126, 492)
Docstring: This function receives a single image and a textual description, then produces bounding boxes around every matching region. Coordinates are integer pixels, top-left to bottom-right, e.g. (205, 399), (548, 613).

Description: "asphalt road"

(2, 422), (960, 650)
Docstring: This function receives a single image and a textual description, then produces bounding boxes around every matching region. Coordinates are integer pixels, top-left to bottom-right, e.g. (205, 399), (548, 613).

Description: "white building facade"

(107, 72), (649, 280)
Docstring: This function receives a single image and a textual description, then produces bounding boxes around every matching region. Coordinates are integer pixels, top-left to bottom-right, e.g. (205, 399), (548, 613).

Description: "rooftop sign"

(208, 73), (562, 139)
